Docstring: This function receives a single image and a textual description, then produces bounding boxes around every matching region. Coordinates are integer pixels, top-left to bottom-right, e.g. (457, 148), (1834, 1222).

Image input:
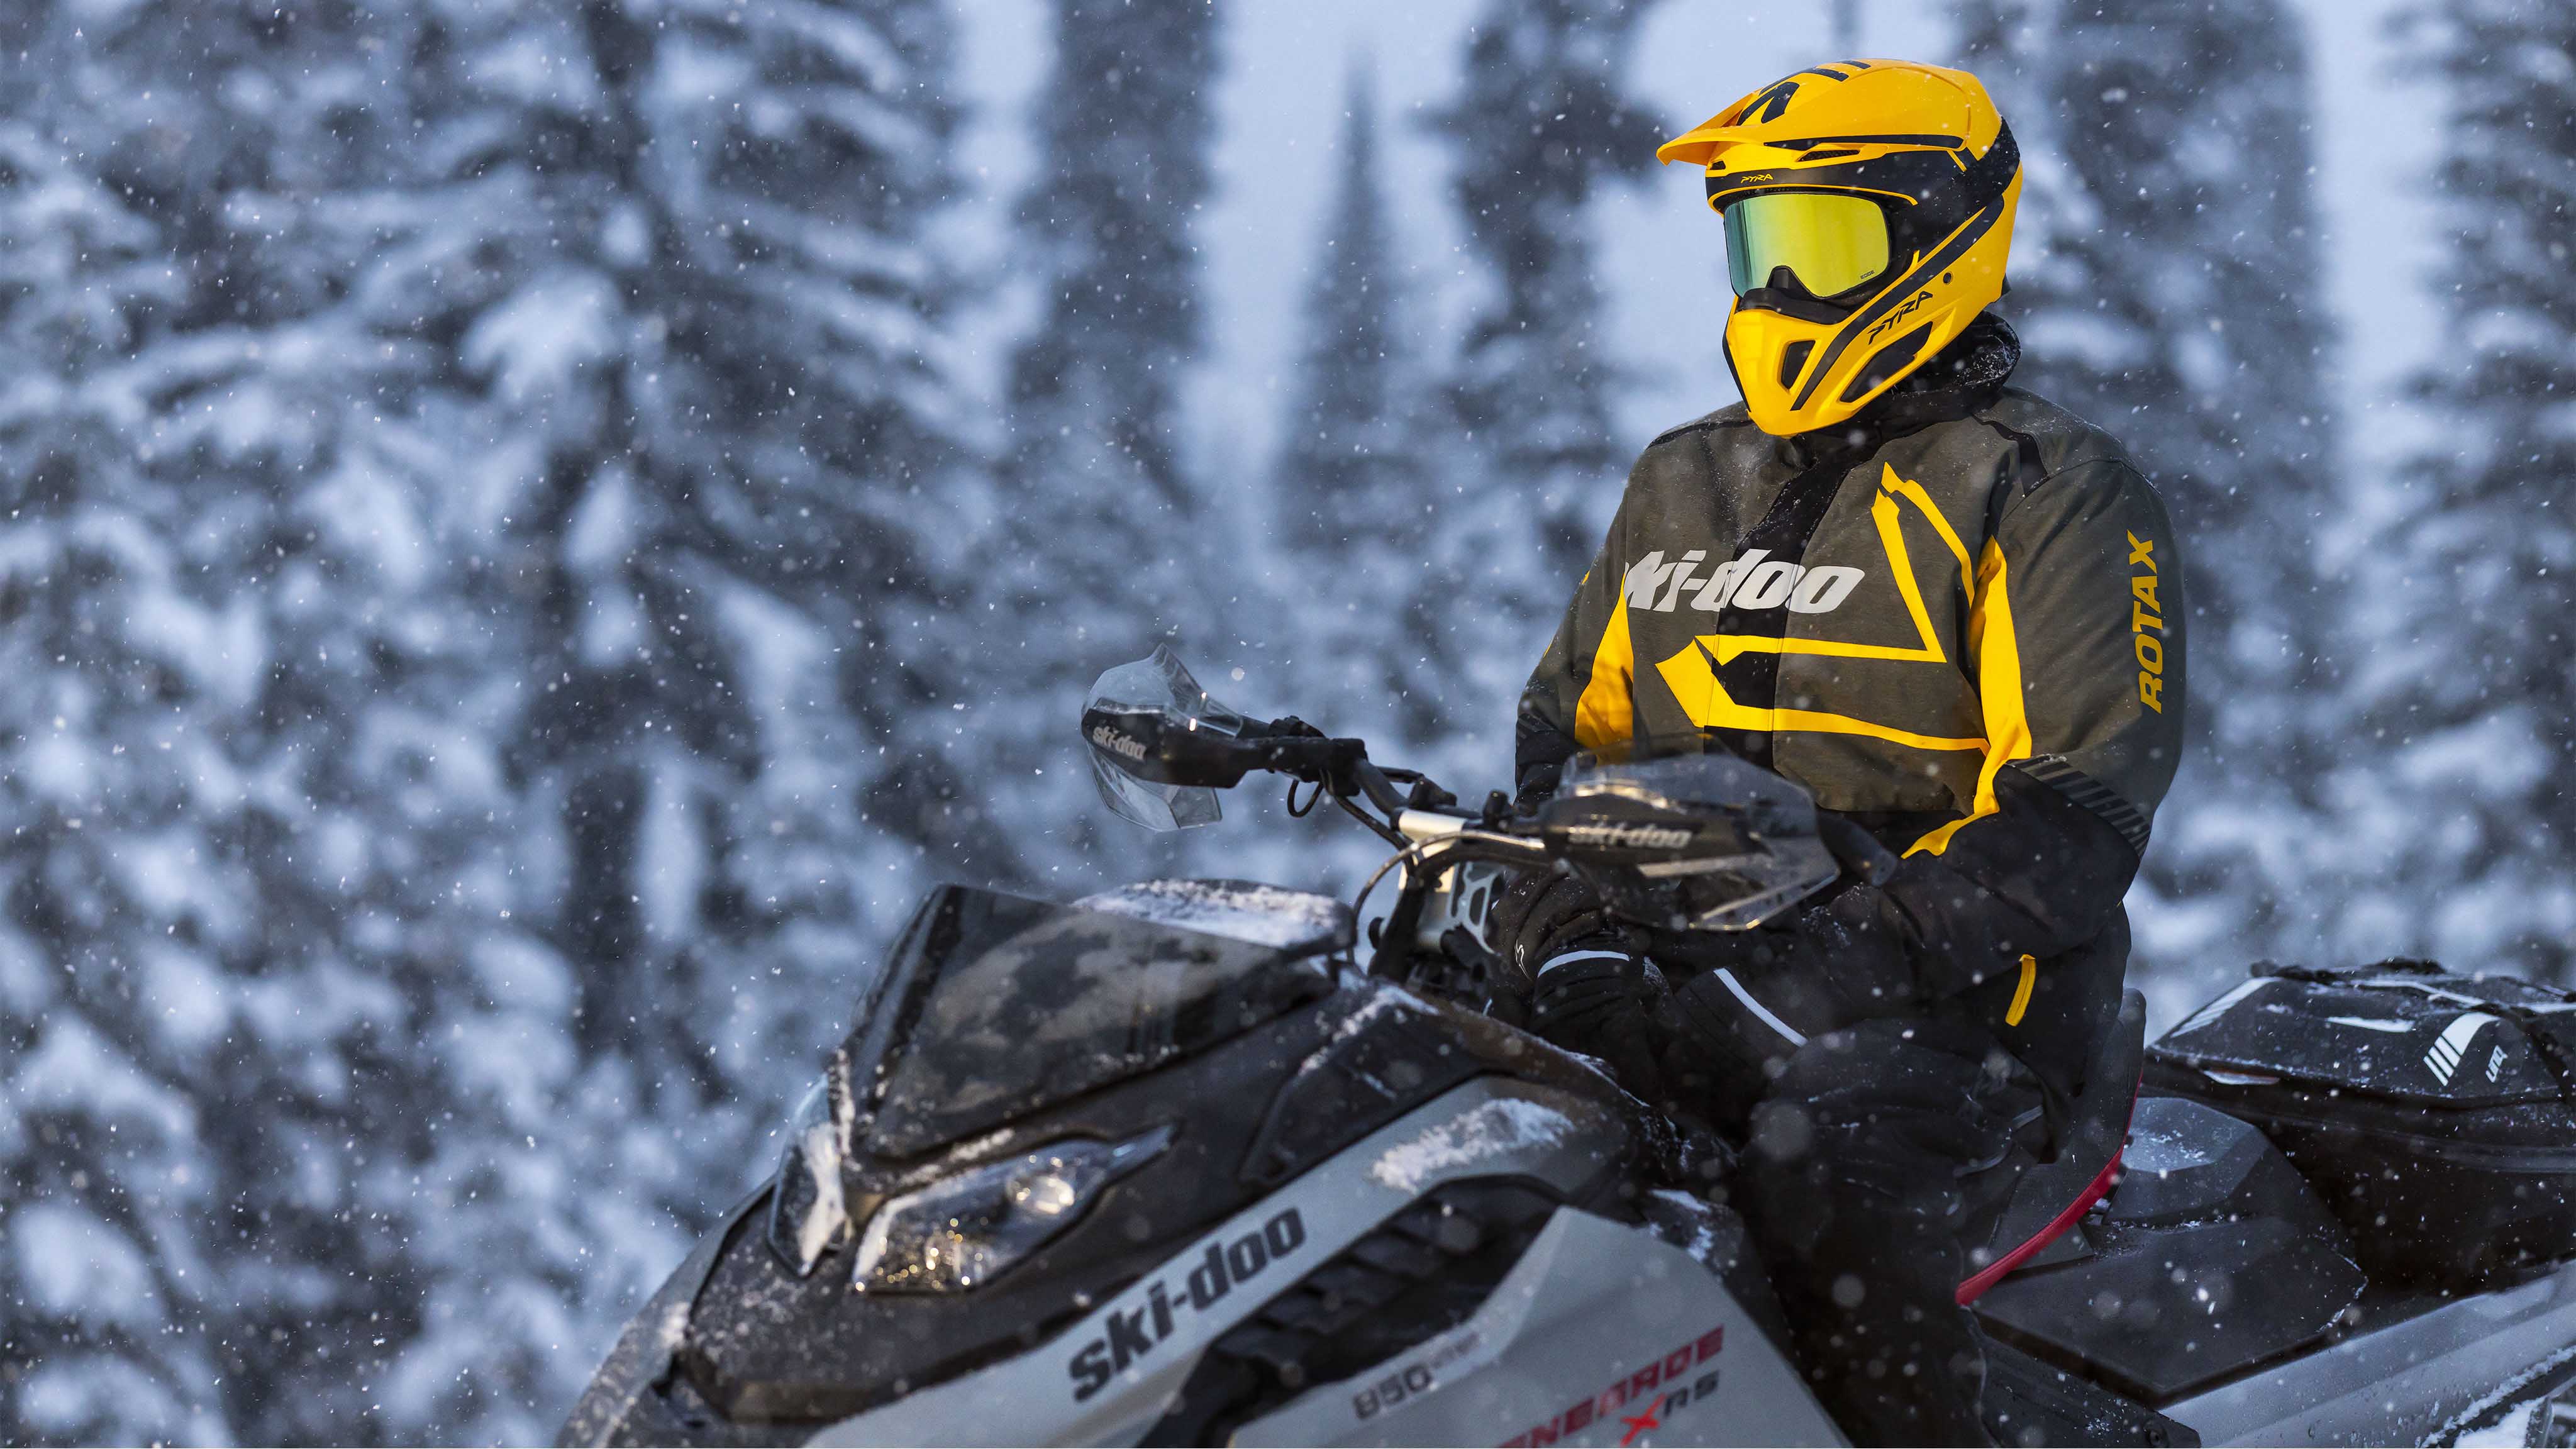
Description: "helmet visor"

(1721, 191), (1892, 301)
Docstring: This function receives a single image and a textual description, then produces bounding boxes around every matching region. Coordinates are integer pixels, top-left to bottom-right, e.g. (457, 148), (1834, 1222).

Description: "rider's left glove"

(1526, 949), (1671, 1108)
(1492, 867), (1619, 993)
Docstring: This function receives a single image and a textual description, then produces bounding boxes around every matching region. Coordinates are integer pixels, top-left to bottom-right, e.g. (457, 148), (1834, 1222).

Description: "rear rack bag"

(2145, 959), (2576, 1286)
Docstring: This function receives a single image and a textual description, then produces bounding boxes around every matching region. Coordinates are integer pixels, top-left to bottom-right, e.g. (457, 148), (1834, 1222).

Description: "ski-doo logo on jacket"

(1620, 550), (1864, 616)
(1066, 1208), (1307, 1401)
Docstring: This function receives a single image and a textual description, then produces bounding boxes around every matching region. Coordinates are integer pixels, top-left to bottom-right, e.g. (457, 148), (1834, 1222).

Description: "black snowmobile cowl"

(2146, 959), (2576, 1285)
(1974, 1096), (2366, 1401)
(567, 926), (1670, 1440)
(852, 882), (1344, 1159)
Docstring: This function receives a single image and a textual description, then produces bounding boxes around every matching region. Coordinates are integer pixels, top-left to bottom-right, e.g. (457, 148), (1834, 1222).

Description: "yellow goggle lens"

(1721, 191), (1891, 301)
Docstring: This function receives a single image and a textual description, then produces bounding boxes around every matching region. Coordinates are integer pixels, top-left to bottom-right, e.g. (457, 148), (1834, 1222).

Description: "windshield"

(858, 884), (1338, 1158)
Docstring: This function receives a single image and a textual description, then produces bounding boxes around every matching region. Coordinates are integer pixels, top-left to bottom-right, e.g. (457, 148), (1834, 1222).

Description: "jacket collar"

(1771, 313), (2021, 474)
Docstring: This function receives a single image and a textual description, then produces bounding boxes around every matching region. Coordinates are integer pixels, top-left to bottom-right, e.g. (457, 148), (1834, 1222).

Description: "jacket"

(1517, 316), (2186, 1088)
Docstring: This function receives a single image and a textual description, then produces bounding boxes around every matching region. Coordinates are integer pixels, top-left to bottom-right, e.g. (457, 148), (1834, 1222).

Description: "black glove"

(1492, 865), (1672, 1101)
(1653, 884), (1921, 1130)
(1652, 882), (1920, 1023)
(1527, 950), (1670, 1108)
(1491, 866), (1621, 995)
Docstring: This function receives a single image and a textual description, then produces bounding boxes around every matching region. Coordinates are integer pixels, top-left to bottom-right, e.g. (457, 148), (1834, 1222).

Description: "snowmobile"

(561, 650), (2576, 1446)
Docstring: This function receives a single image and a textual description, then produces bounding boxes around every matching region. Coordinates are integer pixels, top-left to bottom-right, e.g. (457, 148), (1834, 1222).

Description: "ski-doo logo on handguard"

(1089, 724), (1148, 762)
(1558, 821), (1696, 852)
(1066, 1208), (1307, 1401)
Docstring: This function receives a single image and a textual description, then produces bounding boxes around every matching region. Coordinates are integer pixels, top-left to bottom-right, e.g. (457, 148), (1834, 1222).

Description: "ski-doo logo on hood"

(1067, 1208), (1307, 1401)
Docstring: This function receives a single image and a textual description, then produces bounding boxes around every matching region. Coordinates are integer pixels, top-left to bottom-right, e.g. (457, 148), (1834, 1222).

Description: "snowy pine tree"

(1951, 0), (2077, 273)
(0, 92), (247, 1449)
(0, 1), (567, 1438)
(0, 1), (990, 1440)
(1953, 1), (2044, 111)
(2327, 3), (2576, 982)
(386, 0), (991, 1434)
(1269, 67), (1441, 748)
(975, 0), (1223, 887)
(1422, 0), (1663, 774)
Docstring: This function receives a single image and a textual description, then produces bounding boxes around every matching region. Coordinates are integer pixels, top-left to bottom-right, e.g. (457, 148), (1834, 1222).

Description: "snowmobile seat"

(1957, 989), (2146, 1304)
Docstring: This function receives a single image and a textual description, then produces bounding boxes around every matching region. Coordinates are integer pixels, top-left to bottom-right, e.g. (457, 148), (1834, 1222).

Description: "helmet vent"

(1839, 323), (1935, 402)
(1778, 340), (1814, 389)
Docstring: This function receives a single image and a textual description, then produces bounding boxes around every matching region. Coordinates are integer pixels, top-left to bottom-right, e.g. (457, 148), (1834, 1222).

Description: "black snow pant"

(1735, 1016), (2043, 1448)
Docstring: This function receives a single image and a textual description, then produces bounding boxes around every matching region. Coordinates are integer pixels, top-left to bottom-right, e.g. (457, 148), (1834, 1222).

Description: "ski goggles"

(1720, 191), (1892, 301)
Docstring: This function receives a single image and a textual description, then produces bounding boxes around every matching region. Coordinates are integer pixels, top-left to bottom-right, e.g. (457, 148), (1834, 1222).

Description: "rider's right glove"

(1652, 881), (1921, 1024)
(1651, 883), (1922, 1129)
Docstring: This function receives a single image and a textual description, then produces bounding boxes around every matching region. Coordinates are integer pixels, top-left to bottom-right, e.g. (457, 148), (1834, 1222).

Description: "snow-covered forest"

(0, 0), (2566, 1440)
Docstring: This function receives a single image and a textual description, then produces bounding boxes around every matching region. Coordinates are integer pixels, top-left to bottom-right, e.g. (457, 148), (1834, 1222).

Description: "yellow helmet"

(1660, 59), (2021, 437)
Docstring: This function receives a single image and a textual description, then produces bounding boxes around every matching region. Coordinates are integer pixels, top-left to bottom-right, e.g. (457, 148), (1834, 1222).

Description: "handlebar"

(1082, 704), (1420, 816)
(1084, 690), (1897, 997)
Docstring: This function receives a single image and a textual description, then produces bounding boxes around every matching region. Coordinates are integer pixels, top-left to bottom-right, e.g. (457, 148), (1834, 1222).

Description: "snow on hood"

(1076, 878), (1351, 952)
(1369, 1097), (1577, 1195)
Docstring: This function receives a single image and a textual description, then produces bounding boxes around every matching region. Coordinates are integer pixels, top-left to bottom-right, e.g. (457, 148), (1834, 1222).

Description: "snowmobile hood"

(851, 883), (1342, 1159)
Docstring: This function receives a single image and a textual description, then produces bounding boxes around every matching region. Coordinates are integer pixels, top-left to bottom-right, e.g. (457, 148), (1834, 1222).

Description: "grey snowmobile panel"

(2148, 960), (2576, 1285)
(2160, 1256), (2576, 1446)
(860, 884), (1337, 1158)
(804, 1077), (1653, 1446)
(1227, 1205), (1838, 1448)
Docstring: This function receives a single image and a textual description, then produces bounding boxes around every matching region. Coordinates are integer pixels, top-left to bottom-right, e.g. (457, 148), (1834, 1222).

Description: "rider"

(1498, 60), (2185, 1446)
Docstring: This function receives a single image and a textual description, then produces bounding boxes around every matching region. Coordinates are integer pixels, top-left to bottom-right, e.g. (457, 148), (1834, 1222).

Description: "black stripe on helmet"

(1775, 132), (1967, 149)
(1958, 119), (2019, 210)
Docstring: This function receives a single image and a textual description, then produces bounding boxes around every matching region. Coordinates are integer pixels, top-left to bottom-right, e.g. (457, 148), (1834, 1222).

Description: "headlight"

(852, 1126), (1174, 1294)
(767, 1079), (850, 1277)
